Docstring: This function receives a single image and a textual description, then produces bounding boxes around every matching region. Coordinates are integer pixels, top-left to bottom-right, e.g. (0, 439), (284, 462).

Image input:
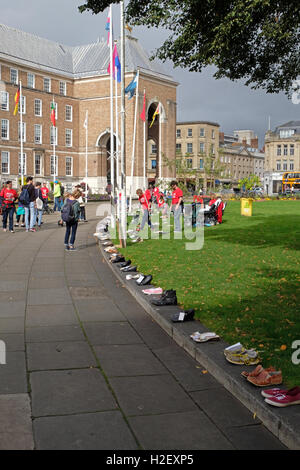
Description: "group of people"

(136, 181), (183, 232)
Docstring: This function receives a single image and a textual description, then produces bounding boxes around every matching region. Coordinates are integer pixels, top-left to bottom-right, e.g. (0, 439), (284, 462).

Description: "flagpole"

(115, 56), (120, 220)
(120, 0), (126, 247)
(159, 102), (162, 180)
(109, 4), (115, 226)
(20, 81), (24, 187)
(143, 89), (146, 190)
(52, 97), (56, 187)
(85, 111), (88, 205)
(129, 69), (140, 213)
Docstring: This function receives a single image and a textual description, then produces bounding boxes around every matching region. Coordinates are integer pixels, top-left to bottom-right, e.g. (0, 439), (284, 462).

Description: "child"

(15, 202), (25, 227)
(158, 194), (168, 217)
(62, 189), (81, 251)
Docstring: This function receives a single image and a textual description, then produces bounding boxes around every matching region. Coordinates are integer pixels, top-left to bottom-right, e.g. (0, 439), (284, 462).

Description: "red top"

(172, 187), (183, 205)
(41, 187), (49, 200)
(153, 187), (160, 202)
(158, 198), (165, 208)
(0, 188), (18, 206)
(144, 189), (152, 202)
(139, 193), (150, 210)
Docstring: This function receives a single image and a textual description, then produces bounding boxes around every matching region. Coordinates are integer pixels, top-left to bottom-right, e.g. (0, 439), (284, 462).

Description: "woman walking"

(61, 189), (81, 251)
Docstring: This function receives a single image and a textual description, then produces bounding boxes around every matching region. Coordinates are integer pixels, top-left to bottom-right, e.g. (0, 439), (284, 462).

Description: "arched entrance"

(96, 131), (118, 188)
(147, 101), (166, 180)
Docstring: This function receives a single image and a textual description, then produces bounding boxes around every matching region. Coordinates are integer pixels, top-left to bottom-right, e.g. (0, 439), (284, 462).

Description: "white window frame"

(176, 129), (181, 138)
(18, 122), (26, 143)
(34, 99), (42, 117)
(187, 128), (193, 137)
(10, 68), (18, 84)
(59, 81), (67, 96)
(66, 156), (73, 176)
(199, 128), (205, 137)
(18, 153), (27, 176)
(1, 119), (9, 140)
(199, 142), (205, 153)
(1, 91), (9, 111)
(1, 151), (9, 174)
(65, 129), (73, 147)
(18, 96), (26, 115)
(34, 124), (42, 145)
(27, 72), (35, 89)
(34, 153), (42, 176)
(43, 77), (51, 93)
(65, 105), (73, 122)
(50, 155), (58, 176)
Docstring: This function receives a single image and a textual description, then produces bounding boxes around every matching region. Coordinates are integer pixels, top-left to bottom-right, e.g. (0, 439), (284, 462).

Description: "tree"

(79, 0), (300, 95)
(238, 174), (261, 191)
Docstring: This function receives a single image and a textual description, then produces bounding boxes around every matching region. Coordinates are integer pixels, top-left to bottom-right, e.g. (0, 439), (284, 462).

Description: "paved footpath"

(0, 204), (286, 450)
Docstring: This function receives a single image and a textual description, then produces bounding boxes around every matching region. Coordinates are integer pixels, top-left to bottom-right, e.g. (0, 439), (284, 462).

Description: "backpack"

(61, 201), (75, 224)
(19, 186), (31, 206)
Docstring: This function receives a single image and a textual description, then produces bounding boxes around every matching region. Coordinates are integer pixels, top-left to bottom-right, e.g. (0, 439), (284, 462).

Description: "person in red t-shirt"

(136, 189), (153, 231)
(0, 181), (18, 232)
(41, 182), (49, 211)
(170, 181), (183, 232)
(153, 186), (160, 204)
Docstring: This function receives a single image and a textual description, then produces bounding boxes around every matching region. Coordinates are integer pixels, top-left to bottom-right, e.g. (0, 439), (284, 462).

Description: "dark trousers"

(2, 207), (15, 231)
(64, 222), (78, 246)
(80, 206), (86, 220)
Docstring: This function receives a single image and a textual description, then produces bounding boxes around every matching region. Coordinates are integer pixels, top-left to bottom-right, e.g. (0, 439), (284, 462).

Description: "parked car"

(249, 187), (264, 197)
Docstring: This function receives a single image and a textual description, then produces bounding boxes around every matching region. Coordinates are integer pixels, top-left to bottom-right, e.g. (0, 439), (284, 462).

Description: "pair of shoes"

(142, 287), (163, 295)
(119, 260), (131, 269)
(126, 274), (140, 280)
(263, 386), (300, 407)
(122, 265), (137, 272)
(69, 245), (77, 251)
(136, 274), (152, 286)
(21, 224), (25, 227)
(3, 228), (7, 232)
(241, 365), (276, 379)
(224, 343), (260, 366)
(190, 331), (220, 342)
(247, 367), (282, 387)
(14, 223), (19, 227)
(151, 290), (177, 306)
(111, 256), (125, 263)
(172, 309), (195, 322)
(65, 245), (70, 251)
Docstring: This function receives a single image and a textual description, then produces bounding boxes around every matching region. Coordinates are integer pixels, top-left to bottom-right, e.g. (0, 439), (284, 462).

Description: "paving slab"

(0, 301), (26, 318)
(0, 352), (28, 394)
(82, 321), (143, 346)
(25, 305), (78, 327)
(30, 369), (117, 417)
(74, 298), (126, 322)
(224, 424), (287, 450)
(0, 394), (34, 450)
(34, 411), (138, 450)
(25, 325), (84, 343)
(0, 333), (25, 351)
(27, 288), (72, 306)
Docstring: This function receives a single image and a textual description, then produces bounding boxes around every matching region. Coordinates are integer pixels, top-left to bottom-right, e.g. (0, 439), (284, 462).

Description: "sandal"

(241, 365), (276, 379)
(190, 331), (220, 343)
(247, 369), (282, 387)
(225, 349), (260, 366)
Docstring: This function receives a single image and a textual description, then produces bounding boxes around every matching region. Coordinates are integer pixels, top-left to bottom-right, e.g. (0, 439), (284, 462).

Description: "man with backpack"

(61, 189), (81, 251)
(19, 176), (36, 232)
(0, 181), (18, 233)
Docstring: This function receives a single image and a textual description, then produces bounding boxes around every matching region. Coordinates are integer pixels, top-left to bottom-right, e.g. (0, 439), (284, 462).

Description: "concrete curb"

(97, 239), (300, 450)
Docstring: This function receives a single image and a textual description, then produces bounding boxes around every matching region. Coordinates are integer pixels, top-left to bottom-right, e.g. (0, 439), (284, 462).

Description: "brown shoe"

(241, 365), (276, 379)
(247, 369), (282, 387)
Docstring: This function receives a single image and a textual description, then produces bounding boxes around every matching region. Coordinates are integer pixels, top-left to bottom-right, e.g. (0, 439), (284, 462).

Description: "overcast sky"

(2, 0), (299, 148)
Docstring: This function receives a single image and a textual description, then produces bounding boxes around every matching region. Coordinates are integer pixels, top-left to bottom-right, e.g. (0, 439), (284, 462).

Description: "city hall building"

(0, 24), (177, 193)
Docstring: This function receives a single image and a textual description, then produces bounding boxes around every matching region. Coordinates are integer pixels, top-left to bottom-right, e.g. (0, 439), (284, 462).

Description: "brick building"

(0, 24), (177, 193)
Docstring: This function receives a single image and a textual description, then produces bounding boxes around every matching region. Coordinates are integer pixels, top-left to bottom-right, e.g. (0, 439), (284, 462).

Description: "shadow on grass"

(205, 215), (300, 250)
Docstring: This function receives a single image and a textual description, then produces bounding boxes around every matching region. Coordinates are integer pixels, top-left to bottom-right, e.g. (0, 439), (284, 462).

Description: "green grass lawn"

(116, 201), (300, 387)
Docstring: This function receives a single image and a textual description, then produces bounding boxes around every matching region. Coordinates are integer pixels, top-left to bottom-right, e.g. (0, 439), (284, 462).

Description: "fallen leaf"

(280, 345), (287, 351)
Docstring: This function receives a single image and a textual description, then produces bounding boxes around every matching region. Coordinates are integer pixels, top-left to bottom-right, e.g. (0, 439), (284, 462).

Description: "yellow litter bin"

(241, 198), (253, 217)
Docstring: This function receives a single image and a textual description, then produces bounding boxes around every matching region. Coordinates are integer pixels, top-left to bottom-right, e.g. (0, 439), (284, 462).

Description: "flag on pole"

(13, 86), (20, 116)
(140, 91), (146, 122)
(125, 74), (138, 99)
(105, 13), (111, 45)
(107, 43), (121, 82)
(83, 111), (88, 129)
(51, 101), (56, 127)
(149, 103), (159, 128)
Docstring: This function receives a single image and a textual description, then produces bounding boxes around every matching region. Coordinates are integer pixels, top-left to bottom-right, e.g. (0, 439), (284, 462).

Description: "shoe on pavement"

(122, 265), (137, 272)
(261, 388), (288, 398)
(264, 387), (300, 407)
(119, 260), (131, 269)
(111, 256), (125, 263)
(142, 288), (163, 295)
(139, 275), (152, 286)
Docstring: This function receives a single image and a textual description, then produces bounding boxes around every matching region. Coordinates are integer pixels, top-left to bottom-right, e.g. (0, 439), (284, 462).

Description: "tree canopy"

(79, 0), (300, 95)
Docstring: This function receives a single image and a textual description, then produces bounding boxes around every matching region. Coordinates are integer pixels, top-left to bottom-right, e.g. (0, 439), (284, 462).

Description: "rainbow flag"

(51, 102), (56, 127)
(13, 86), (20, 116)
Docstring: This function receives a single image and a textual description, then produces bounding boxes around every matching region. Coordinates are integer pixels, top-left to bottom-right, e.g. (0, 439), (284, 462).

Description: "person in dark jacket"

(63, 189), (81, 251)
(23, 176), (37, 232)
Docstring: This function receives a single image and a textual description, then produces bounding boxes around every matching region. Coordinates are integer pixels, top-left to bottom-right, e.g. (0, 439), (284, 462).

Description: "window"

(199, 158), (204, 169)
(18, 153), (26, 175)
(1, 91), (9, 111)
(27, 73), (35, 89)
(10, 68), (18, 84)
(18, 96), (26, 115)
(187, 128), (193, 137)
(187, 143), (193, 153)
(34, 124), (42, 144)
(212, 129), (215, 139)
(50, 127), (57, 145)
(283, 144), (288, 156)
(280, 129), (295, 138)
(186, 158), (193, 168)
(35, 154), (42, 175)
(176, 143), (182, 153)
(151, 143), (157, 154)
(60, 81), (67, 96)
(65, 129), (73, 147)
(276, 161), (281, 171)
(18, 122), (26, 142)
(1, 119), (9, 139)
(34, 99), (42, 116)
(65, 105), (72, 122)
(290, 144), (294, 156)
(199, 128), (205, 137)
(1, 151), (9, 174)
(151, 159), (157, 170)
(277, 145), (281, 156)
(176, 129), (181, 138)
(290, 161), (294, 171)
(66, 157), (73, 176)
(50, 155), (58, 176)
(199, 142), (205, 153)
(44, 77), (51, 93)
(283, 161), (288, 171)
(211, 144), (215, 154)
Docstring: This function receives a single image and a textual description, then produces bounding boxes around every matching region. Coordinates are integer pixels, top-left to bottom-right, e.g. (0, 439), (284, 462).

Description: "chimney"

(219, 132), (224, 144)
(251, 138), (259, 149)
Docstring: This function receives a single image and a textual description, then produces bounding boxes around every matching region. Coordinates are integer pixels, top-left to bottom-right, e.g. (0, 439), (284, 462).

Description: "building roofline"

(176, 121), (220, 127)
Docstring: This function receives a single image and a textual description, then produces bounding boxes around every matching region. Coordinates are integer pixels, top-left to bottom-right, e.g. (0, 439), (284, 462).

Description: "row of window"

(176, 143), (216, 154)
(0, 93), (73, 121)
(1, 151), (73, 176)
(276, 161), (295, 171)
(176, 128), (216, 139)
(1, 119), (73, 146)
(3, 66), (67, 95)
(277, 144), (295, 156)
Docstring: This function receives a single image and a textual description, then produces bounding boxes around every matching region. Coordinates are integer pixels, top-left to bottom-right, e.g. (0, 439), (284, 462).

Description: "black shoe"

(120, 260), (131, 269)
(140, 275), (152, 286)
(151, 291), (177, 306)
(111, 256), (125, 263)
(122, 265), (137, 272)
(172, 309), (195, 322)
